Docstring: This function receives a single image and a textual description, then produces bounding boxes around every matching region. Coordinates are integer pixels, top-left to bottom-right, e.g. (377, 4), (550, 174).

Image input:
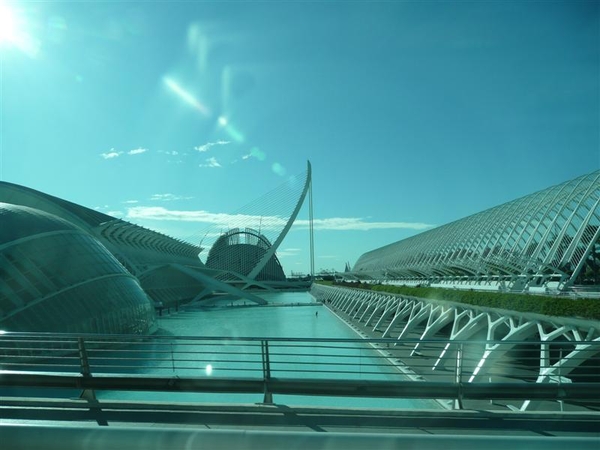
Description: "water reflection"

(98, 292), (440, 409)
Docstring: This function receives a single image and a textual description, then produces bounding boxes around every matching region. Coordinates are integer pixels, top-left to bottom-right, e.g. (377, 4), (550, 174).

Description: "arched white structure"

(312, 284), (600, 411)
(351, 171), (600, 293)
(195, 161), (313, 289)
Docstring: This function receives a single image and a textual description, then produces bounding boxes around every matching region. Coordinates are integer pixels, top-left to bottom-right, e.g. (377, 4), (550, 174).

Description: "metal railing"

(1, 332), (599, 409)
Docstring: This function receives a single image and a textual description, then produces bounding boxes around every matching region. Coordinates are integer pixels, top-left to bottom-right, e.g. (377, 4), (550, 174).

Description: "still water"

(99, 291), (440, 409)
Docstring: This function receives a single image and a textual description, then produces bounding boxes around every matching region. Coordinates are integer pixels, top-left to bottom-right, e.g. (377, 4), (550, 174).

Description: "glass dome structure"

(0, 202), (155, 333)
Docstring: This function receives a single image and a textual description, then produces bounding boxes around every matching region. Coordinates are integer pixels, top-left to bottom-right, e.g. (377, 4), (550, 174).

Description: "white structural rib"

(312, 284), (600, 411)
(350, 170), (600, 293)
(242, 160), (312, 288)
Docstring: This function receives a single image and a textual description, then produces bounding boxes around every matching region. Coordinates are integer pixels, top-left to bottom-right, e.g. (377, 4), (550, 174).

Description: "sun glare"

(0, 2), (39, 57)
(0, 3), (17, 44)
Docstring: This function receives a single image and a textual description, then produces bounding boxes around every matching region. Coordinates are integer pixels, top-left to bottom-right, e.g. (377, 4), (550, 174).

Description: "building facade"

(206, 228), (286, 282)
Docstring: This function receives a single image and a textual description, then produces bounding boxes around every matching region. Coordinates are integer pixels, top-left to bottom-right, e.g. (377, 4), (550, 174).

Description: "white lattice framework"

(195, 161), (312, 288)
(312, 284), (600, 411)
(352, 171), (600, 292)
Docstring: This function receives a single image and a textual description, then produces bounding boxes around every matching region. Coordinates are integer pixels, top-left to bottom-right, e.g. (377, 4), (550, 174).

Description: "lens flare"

(224, 124), (244, 143)
(163, 77), (211, 116)
(272, 162), (286, 176)
(217, 116), (244, 142)
(250, 147), (266, 161)
(47, 16), (68, 44)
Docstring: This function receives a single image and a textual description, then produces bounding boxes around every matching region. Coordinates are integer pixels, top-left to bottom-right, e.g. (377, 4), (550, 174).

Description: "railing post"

(454, 343), (464, 410)
(261, 340), (273, 404)
(77, 337), (96, 401)
(171, 342), (176, 373)
(78, 337), (91, 376)
(558, 348), (564, 412)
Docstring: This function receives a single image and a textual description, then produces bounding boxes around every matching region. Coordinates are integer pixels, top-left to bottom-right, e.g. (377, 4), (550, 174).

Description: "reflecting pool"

(98, 291), (441, 409)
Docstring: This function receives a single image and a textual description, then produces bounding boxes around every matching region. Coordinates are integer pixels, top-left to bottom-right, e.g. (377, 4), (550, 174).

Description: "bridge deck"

(1, 397), (598, 440)
(1, 329), (599, 448)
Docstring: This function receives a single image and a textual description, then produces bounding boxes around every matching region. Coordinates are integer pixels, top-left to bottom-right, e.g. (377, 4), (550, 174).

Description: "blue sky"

(1, 0), (598, 274)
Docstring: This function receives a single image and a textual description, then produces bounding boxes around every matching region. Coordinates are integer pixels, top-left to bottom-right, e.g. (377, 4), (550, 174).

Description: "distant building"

(350, 171), (600, 294)
(206, 228), (286, 282)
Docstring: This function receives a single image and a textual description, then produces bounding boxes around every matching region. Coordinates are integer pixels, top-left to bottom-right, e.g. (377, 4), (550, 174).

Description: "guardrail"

(1, 332), (599, 410)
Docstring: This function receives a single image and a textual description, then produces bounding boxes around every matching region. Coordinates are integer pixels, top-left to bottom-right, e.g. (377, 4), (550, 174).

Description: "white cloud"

(293, 218), (433, 231)
(100, 149), (122, 159)
(329, 216), (433, 232)
(128, 147), (148, 155)
(277, 248), (301, 257)
(122, 200), (139, 204)
(125, 206), (434, 231)
(194, 140), (230, 153)
(150, 193), (194, 201)
(200, 157), (221, 168)
(106, 210), (124, 217)
(127, 207), (287, 229)
(158, 150), (180, 156)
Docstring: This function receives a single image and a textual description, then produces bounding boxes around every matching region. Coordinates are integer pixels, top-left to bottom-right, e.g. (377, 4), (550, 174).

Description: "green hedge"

(321, 282), (600, 320)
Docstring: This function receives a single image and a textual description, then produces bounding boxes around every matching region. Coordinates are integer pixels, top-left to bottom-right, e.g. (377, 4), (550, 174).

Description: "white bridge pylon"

(312, 284), (600, 411)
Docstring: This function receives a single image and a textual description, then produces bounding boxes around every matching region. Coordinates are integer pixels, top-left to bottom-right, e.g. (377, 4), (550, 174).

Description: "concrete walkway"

(322, 301), (595, 412)
(1, 396), (598, 438)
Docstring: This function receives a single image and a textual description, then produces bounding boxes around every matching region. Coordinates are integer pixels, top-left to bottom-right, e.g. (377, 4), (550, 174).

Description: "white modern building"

(350, 170), (600, 294)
